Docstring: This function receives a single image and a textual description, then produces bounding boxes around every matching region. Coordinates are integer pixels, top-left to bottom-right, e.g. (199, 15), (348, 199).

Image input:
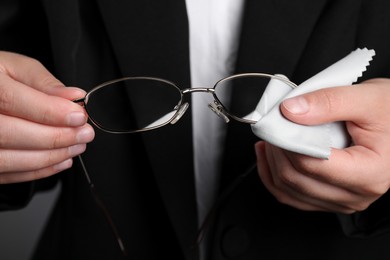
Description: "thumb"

(280, 83), (382, 126)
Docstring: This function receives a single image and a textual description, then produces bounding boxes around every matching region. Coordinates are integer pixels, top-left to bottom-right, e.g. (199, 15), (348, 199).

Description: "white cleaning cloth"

(251, 48), (375, 159)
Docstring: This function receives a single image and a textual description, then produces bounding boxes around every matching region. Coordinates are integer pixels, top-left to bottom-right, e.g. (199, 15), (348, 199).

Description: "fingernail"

(53, 159), (73, 171)
(76, 126), (95, 143)
(282, 96), (309, 114)
(67, 112), (87, 126)
(68, 144), (87, 156)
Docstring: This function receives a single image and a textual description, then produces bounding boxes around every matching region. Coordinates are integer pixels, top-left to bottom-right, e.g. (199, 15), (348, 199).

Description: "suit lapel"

(95, 1), (198, 259)
(236, 0), (329, 75)
(221, 0), (329, 185)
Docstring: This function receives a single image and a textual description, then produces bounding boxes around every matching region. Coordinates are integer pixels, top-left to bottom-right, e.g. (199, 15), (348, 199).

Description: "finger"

(256, 142), (329, 211)
(269, 145), (373, 212)
(0, 114), (94, 149)
(267, 144), (353, 212)
(46, 86), (86, 101)
(0, 159), (73, 184)
(0, 52), (87, 126)
(259, 142), (359, 213)
(0, 53), (86, 101)
(0, 144), (86, 174)
(0, 73), (87, 127)
(280, 80), (390, 125)
(284, 146), (389, 199)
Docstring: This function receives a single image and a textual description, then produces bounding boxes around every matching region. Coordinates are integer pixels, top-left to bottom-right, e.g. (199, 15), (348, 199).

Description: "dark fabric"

(1, 0), (390, 259)
(214, 0), (390, 259)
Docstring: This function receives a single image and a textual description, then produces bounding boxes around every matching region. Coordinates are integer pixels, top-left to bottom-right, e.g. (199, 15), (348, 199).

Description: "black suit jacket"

(1, 0), (390, 259)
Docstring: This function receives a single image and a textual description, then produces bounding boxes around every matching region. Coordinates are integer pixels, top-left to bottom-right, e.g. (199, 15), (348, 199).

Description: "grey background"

(0, 184), (60, 260)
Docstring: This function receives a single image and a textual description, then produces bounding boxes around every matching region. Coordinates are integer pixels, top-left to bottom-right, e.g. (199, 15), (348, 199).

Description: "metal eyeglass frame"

(74, 73), (298, 134)
(72, 72), (297, 255)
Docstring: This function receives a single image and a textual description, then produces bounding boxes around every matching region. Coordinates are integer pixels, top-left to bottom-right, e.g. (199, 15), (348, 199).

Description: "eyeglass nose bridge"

(181, 87), (230, 123)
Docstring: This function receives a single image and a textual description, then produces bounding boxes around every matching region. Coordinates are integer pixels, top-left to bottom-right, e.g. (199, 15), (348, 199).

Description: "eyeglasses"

(74, 73), (297, 255)
(74, 73), (297, 133)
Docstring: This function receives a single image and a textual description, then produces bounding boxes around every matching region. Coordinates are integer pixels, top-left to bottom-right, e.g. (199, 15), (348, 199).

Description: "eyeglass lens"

(85, 78), (182, 133)
(214, 74), (290, 122)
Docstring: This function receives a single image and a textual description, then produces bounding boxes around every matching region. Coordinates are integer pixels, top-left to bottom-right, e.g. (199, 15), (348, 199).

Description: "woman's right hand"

(0, 51), (95, 184)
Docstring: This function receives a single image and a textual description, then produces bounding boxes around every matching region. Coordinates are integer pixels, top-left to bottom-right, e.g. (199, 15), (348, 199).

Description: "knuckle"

(44, 148), (69, 169)
(38, 100), (67, 126)
(278, 170), (298, 188)
(0, 152), (10, 173)
(345, 200), (370, 213)
(52, 130), (64, 148)
(290, 157), (319, 177)
(40, 98), (71, 126)
(44, 150), (57, 168)
(21, 55), (43, 70)
(39, 107), (51, 124)
(272, 173), (285, 189)
(39, 75), (61, 88)
(51, 129), (65, 149)
(51, 128), (77, 149)
(361, 183), (388, 198)
(316, 88), (342, 114)
(31, 167), (58, 182)
(0, 80), (15, 113)
(0, 126), (8, 148)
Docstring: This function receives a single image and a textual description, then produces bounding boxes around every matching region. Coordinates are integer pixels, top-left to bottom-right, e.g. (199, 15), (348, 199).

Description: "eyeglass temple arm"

(73, 97), (85, 102)
(77, 155), (128, 256)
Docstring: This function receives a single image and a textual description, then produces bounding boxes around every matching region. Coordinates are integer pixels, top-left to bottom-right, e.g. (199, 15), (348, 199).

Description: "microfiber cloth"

(251, 48), (375, 159)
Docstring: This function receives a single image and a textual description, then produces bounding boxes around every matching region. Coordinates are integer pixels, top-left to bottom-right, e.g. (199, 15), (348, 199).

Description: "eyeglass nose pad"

(170, 102), (189, 125)
(208, 101), (230, 123)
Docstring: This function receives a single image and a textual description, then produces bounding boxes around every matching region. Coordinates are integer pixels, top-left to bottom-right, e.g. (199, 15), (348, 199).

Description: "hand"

(255, 78), (390, 214)
(0, 52), (95, 184)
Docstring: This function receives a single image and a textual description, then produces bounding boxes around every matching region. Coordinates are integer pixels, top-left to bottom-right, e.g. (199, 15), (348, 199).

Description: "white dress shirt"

(185, 0), (245, 228)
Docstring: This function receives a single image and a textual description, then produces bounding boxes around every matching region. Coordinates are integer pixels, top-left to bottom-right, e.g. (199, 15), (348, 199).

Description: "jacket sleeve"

(337, 191), (390, 238)
(336, 0), (390, 238)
